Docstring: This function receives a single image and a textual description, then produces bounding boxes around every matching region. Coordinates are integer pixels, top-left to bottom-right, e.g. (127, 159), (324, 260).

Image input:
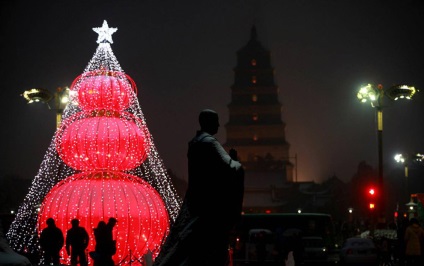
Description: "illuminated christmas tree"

(7, 20), (181, 265)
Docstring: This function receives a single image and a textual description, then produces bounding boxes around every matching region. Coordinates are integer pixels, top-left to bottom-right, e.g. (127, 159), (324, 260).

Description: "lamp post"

(22, 86), (71, 128)
(348, 207), (354, 222)
(405, 199), (418, 220)
(394, 153), (424, 204)
(357, 84), (417, 220)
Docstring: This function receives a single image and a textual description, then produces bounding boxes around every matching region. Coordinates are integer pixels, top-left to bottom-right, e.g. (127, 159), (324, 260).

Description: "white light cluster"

(93, 20), (117, 44)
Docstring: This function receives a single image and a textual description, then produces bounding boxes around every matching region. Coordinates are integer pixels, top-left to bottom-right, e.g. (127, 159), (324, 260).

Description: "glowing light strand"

(37, 172), (169, 263)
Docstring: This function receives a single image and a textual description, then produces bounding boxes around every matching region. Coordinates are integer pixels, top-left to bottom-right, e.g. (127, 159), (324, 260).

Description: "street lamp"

(405, 199), (418, 220)
(348, 207), (353, 222)
(22, 86), (71, 128)
(394, 153), (424, 203)
(357, 83), (417, 220)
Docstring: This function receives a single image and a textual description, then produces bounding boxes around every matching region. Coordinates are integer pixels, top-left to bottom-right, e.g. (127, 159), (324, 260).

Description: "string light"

(38, 172), (169, 263)
(7, 20), (182, 265)
(55, 112), (150, 171)
(74, 70), (136, 112)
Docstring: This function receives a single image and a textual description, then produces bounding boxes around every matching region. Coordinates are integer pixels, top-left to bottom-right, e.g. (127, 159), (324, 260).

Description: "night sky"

(2, 1), (424, 184)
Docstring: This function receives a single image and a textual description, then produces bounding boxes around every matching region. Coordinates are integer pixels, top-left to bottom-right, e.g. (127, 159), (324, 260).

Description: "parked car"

(302, 236), (329, 265)
(244, 229), (275, 262)
(339, 237), (378, 265)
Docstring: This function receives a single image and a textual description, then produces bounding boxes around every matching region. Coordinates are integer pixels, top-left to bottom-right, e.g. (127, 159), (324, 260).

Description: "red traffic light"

(366, 186), (377, 211)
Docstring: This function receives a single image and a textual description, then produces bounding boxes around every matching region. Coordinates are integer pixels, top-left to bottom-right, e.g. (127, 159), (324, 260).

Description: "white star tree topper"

(93, 20), (117, 44)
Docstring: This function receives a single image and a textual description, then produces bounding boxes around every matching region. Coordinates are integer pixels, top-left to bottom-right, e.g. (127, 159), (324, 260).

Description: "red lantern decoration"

(55, 113), (150, 171)
(37, 171), (170, 265)
(71, 70), (137, 112)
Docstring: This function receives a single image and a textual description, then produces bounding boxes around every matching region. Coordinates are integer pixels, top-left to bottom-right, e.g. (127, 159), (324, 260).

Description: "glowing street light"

(405, 199), (418, 220)
(385, 85), (417, 101)
(22, 86), (71, 128)
(357, 84), (417, 103)
(357, 83), (418, 220)
(21, 88), (53, 103)
(348, 207), (354, 222)
(394, 153), (424, 203)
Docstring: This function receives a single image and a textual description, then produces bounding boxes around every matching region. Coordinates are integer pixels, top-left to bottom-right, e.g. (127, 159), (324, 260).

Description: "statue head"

(199, 109), (219, 135)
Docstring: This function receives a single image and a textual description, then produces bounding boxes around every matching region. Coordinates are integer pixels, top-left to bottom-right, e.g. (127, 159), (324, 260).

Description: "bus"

(229, 213), (337, 265)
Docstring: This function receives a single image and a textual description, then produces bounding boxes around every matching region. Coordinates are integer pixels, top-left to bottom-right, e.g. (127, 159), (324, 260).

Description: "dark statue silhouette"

(153, 109), (245, 266)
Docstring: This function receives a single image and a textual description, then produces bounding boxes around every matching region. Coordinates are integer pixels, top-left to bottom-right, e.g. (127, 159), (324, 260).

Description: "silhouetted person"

(291, 232), (304, 266)
(255, 231), (267, 263)
(93, 218), (117, 266)
(91, 221), (106, 265)
(39, 218), (64, 266)
(153, 109), (245, 266)
(274, 227), (286, 263)
(66, 219), (89, 266)
(105, 218), (117, 254)
(397, 216), (410, 265)
(404, 217), (424, 266)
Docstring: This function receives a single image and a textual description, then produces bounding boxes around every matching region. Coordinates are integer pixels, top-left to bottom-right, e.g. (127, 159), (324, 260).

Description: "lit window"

(252, 113), (258, 121)
(252, 76), (257, 84)
(251, 59), (257, 66)
(252, 94), (257, 102)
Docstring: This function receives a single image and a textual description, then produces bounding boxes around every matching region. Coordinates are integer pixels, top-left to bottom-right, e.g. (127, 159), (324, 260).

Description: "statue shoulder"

(190, 132), (216, 144)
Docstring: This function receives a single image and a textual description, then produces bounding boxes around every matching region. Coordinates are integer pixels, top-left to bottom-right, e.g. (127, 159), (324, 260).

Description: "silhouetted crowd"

(39, 217), (117, 266)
